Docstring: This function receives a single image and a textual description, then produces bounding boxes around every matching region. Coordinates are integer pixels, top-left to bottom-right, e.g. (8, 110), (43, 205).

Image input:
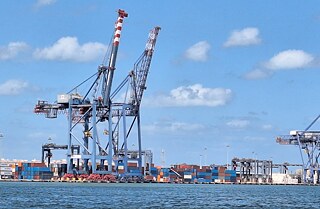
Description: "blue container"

(197, 178), (211, 183)
(129, 169), (140, 174)
(161, 168), (170, 173)
(212, 169), (219, 174)
(23, 163), (29, 167)
(151, 171), (158, 175)
(230, 177), (236, 182)
(225, 170), (236, 175)
(39, 167), (50, 172)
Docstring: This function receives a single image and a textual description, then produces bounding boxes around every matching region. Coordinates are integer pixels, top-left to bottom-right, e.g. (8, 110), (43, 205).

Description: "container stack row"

(15, 162), (53, 180)
(150, 164), (237, 183)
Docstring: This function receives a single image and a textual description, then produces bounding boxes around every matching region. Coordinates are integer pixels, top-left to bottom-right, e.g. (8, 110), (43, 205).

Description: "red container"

(31, 163), (46, 167)
(127, 162), (137, 167)
(218, 167), (226, 172)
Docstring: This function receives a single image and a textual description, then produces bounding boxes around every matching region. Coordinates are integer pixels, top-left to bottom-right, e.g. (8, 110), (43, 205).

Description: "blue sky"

(1, 0), (320, 167)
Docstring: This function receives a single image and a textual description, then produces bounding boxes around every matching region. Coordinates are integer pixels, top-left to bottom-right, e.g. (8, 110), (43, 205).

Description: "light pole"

(200, 154), (203, 169)
(0, 133), (4, 160)
(226, 145), (230, 169)
(204, 147), (207, 166)
(161, 149), (165, 168)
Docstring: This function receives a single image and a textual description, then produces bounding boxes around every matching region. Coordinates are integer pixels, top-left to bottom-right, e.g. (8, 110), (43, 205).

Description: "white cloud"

(244, 68), (274, 80)
(224, 27), (261, 47)
(144, 121), (206, 134)
(146, 84), (232, 107)
(0, 80), (29, 95)
(265, 50), (314, 70)
(226, 119), (250, 129)
(27, 132), (57, 140)
(33, 36), (107, 62)
(262, 124), (273, 130)
(184, 41), (211, 62)
(0, 42), (29, 60)
(245, 49), (315, 80)
(243, 136), (266, 141)
(35, 0), (56, 8)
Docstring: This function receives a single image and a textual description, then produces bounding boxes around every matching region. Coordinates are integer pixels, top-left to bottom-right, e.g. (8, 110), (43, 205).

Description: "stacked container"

(127, 162), (141, 175)
(16, 162), (53, 180)
(0, 163), (13, 179)
(183, 169), (197, 183)
(196, 168), (212, 183)
(225, 170), (236, 182)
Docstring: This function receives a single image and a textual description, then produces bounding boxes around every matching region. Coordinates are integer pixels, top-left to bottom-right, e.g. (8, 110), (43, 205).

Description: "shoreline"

(0, 179), (318, 186)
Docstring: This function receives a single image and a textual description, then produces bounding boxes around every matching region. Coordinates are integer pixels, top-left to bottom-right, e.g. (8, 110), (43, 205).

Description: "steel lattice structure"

(276, 115), (320, 184)
(34, 9), (160, 176)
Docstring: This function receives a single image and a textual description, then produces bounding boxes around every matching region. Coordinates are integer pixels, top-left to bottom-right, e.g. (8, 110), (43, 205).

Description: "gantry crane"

(34, 9), (160, 176)
(41, 142), (68, 167)
(276, 115), (320, 184)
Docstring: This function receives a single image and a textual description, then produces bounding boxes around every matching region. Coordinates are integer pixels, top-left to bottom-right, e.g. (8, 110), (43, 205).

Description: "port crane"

(276, 115), (320, 184)
(34, 9), (160, 176)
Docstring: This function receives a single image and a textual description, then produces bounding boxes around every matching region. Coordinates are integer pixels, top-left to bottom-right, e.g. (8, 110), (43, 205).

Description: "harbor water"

(1, 182), (320, 208)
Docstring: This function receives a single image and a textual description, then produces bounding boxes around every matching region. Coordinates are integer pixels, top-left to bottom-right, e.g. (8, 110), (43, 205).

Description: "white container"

(184, 175), (192, 179)
(0, 171), (12, 175)
(0, 167), (12, 171)
(0, 163), (10, 167)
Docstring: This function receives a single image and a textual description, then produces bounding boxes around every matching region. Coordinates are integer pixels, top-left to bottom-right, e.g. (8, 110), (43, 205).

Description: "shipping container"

(197, 178), (211, 183)
(0, 167), (12, 171)
(127, 162), (137, 167)
(0, 171), (12, 175)
(212, 169), (219, 174)
(0, 163), (10, 167)
(184, 174), (192, 179)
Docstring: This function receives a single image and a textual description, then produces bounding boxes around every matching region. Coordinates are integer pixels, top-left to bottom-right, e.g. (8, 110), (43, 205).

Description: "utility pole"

(0, 133), (4, 160)
(226, 145), (230, 169)
(161, 149), (165, 168)
(204, 147), (207, 166)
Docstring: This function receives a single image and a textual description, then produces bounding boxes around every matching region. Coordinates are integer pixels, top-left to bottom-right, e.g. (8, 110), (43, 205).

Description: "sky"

(1, 0), (320, 167)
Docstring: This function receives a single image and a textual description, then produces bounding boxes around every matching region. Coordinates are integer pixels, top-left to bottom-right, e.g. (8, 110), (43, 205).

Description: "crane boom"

(132, 26), (161, 106)
(102, 9), (128, 107)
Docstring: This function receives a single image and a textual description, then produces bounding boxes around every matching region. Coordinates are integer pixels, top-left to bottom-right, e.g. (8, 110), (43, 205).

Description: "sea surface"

(1, 182), (320, 208)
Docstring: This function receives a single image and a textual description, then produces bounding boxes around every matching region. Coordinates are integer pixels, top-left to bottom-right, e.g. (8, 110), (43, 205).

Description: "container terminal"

(0, 157), (303, 185)
(1, 9), (320, 185)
